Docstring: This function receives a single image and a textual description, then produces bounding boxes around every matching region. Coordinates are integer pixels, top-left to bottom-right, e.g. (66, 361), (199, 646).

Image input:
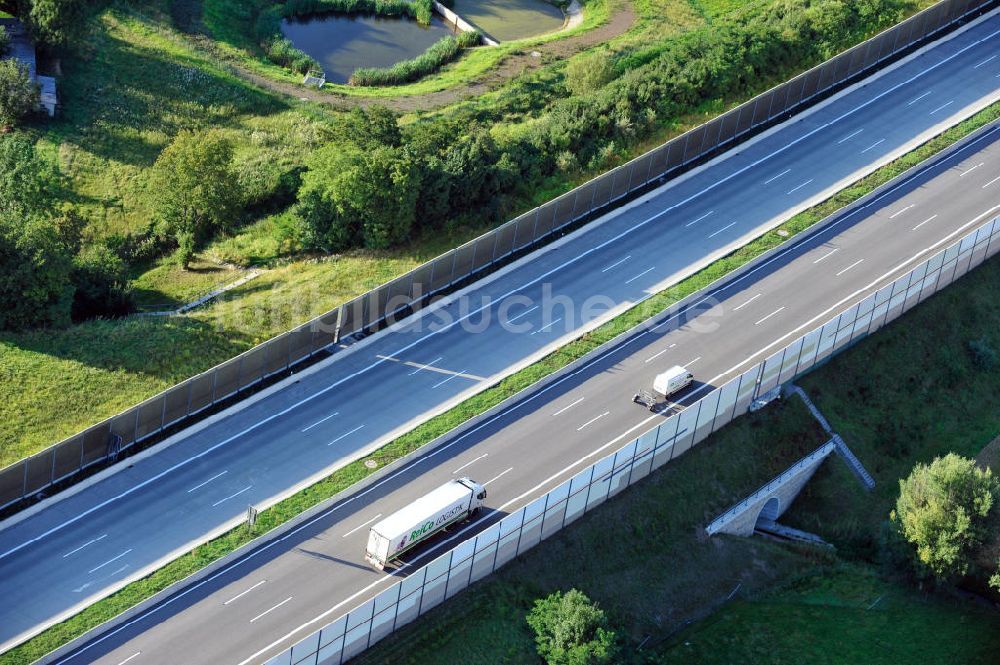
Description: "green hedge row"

(350, 30), (481, 86)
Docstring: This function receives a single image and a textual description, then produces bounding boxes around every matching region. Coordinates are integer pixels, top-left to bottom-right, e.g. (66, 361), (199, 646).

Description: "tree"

(297, 144), (419, 251)
(70, 244), (134, 321)
(0, 59), (38, 129)
(0, 133), (74, 329)
(19, 0), (89, 46)
(564, 51), (616, 97)
(893, 454), (999, 579)
(150, 129), (238, 269)
(526, 589), (618, 665)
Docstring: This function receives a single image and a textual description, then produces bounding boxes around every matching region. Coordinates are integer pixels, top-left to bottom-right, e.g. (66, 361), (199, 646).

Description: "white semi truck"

(365, 477), (487, 569)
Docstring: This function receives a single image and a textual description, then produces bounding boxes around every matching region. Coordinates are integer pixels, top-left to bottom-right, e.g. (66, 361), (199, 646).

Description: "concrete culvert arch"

(755, 496), (781, 527)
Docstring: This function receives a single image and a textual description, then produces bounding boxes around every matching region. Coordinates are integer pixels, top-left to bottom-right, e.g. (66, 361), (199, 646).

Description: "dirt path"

(223, 2), (635, 113)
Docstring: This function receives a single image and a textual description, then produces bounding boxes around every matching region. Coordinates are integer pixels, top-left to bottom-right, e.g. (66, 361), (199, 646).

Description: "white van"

(653, 365), (694, 397)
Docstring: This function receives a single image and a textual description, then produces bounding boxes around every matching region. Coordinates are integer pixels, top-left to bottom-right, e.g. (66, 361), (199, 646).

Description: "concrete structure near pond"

(0, 18), (57, 116)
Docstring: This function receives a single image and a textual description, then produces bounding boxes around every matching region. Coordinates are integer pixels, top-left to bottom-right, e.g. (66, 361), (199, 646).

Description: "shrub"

(349, 31), (481, 86)
(0, 59), (39, 128)
(968, 336), (997, 370)
(71, 244), (135, 321)
(526, 589), (618, 665)
(564, 50), (616, 96)
(892, 453), (1000, 580)
(0, 25), (10, 57)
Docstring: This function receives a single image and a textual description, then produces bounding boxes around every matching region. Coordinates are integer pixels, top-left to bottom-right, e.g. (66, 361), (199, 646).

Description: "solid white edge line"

(11, 23), (999, 566)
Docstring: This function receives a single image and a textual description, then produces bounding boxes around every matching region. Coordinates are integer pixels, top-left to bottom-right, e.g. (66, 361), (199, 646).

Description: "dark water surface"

(280, 13), (456, 83)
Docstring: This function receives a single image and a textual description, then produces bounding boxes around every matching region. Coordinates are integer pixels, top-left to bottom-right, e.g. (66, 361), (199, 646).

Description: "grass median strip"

(4, 101), (999, 665)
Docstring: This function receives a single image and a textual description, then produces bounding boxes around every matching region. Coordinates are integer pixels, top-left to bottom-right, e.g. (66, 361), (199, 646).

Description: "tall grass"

(350, 31), (481, 86)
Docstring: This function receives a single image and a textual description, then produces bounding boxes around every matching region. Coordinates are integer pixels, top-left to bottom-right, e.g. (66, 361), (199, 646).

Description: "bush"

(892, 453), (1000, 580)
(349, 31), (480, 86)
(70, 244), (135, 321)
(0, 59), (39, 128)
(968, 336), (997, 370)
(526, 589), (618, 665)
(0, 25), (10, 57)
(564, 50), (616, 96)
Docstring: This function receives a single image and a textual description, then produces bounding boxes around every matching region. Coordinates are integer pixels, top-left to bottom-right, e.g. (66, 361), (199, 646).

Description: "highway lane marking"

(601, 256), (631, 272)
(906, 90), (932, 106)
(552, 398), (585, 416)
(983, 175), (1000, 188)
(212, 485), (252, 508)
(764, 169), (790, 184)
(408, 357), (443, 376)
(733, 293), (762, 311)
(301, 413), (339, 433)
(708, 204), (1000, 388)
(342, 514), (383, 538)
(431, 369), (468, 389)
(644, 348), (671, 364)
(860, 138), (885, 153)
(187, 471), (228, 493)
(507, 305), (538, 323)
(224, 580), (267, 605)
(625, 267), (656, 284)
(913, 214), (939, 231)
(835, 259), (865, 277)
(531, 318), (562, 335)
(685, 210), (714, 227)
(754, 307), (785, 326)
(813, 248), (840, 263)
(959, 161), (984, 176)
(929, 100), (954, 115)
(115, 653), (141, 665)
(888, 204), (915, 219)
(16, 28), (1000, 571)
(328, 425), (366, 446)
(685, 356), (702, 367)
(250, 597), (293, 624)
(836, 128), (864, 144)
(708, 221), (737, 239)
(88, 549), (133, 575)
(577, 412), (610, 431)
(786, 179), (813, 195)
(974, 54), (997, 68)
(453, 453), (489, 473)
(63, 534), (107, 558)
(483, 468), (514, 487)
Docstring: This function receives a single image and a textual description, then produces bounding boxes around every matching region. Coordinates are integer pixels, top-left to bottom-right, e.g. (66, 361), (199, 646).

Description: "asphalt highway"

(52, 108), (1000, 664)
(1, 10), (999, 656)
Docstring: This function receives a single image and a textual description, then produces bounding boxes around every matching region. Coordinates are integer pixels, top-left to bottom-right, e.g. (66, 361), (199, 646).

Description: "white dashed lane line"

(754, 307), (785, 326)
(835, 259), (865, 277)
(63, 534), (107, 558)
(889, 204), (914, 219)
(929, 100), (954, 115)
(188, 471), (228, 493)
(327, 425), (366, 446)
(211, 486), (252, 508)
(733, 293), (762, 311)
(836, 128), (864, 143)
(764, 168), (791, 184)
(685, 210), (714, 227)
(250, 597), (293, 624)
(342, 515), (383, 539)
(552, 398), (584, 416)
(813, 248), (840, 264)
(224, 581), (267, 606)
(913, 214), (939, 231)
(601, 256), (631, 272)
(301, 413), (339, 433)
(88, 549), (133, 575)
(577, 412), (610, 431)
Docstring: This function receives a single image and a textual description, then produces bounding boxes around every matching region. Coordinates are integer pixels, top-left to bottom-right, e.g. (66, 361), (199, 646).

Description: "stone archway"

(755, 496), (781, 527)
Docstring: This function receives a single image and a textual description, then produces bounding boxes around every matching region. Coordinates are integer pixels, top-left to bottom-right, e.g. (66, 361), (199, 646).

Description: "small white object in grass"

(365, 459), (378, 469)
(777, 229), (789, 237)
(531, 51), (541, 58)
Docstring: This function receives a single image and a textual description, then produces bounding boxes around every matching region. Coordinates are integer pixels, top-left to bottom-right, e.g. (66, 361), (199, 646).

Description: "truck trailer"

(365, 477), (487, 569)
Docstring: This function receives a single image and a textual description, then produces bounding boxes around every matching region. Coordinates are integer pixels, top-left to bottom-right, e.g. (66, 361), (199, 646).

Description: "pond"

(450, 0), (565, 42)
(280, 13), (457, 84)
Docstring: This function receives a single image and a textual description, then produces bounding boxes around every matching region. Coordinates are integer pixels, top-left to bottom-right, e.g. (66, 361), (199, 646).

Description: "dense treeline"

(350, 30), (481, 86)
(255, 0), (435, 73)
(294, 0), (913, 251)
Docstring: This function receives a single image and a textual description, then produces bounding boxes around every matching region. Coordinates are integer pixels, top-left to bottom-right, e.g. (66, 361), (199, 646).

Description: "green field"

(350, 219), (1000, 665)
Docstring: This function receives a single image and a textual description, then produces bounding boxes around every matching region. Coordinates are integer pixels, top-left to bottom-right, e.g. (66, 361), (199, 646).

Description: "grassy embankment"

(1, 0), (950, 464)
(5, 97), (998, 664)
(352, 212), (1000, 665)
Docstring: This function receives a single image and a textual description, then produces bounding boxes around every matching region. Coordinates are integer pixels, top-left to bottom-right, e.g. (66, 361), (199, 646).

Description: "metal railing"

(266, 214), (1000, 665)
(0, 0), (992, 511)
